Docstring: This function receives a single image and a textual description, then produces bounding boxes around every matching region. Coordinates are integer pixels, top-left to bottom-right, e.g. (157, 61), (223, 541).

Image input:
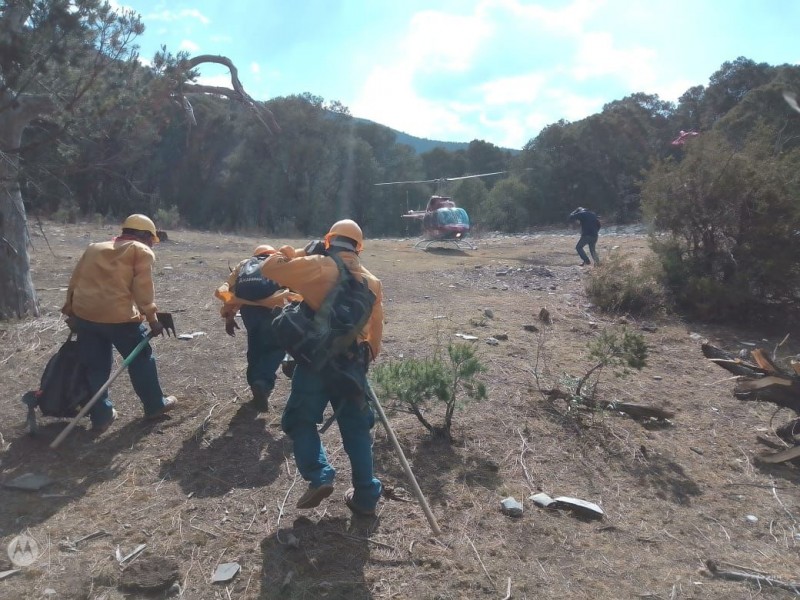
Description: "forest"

(2, 1), (800, 320)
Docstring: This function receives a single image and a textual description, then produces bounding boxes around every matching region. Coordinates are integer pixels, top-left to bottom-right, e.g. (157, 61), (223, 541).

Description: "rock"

(552, 496), (604, 520)
(486, 338), (499, 346)
(3, 473), (54, 491)
(120, 557), (180, 592)
(689, 333), (703, 341)
(745, 515), (758, 523)
(494, 333), (509, 341)
(640, 324), (658, 332)
(500, 497), (523, 517)
(483, 309), (494, 319)
(530, 492), (555, 508)
(523, 324), (539, 332)
(211, 562), (240, 583)
(653, 375), (662, 381)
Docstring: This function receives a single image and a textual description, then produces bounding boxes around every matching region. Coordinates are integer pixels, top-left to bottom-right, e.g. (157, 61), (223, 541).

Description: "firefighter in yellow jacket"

(61, 214), (176, 433)
(215, 245), (299, 411)
(261, 219), (384, 516)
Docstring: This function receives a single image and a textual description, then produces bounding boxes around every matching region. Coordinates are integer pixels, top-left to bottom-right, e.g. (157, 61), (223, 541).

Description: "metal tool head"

(156, 312), (176, 337)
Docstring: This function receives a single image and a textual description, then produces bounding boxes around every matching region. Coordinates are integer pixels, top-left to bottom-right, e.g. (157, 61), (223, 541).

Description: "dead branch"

(705, 559), (800, 593)
(177, 54), (280, 134)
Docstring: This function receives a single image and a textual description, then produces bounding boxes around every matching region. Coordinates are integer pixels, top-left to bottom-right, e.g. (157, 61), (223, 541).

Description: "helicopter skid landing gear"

(414, 238), (477, 251)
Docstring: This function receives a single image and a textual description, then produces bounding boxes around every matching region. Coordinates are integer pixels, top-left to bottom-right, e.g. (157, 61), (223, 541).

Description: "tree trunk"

(0, 94), (55, 320)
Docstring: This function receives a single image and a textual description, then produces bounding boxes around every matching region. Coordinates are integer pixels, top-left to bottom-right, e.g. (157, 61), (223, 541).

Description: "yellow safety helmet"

(324, 219), (363, 252)
(253, 244), (276, 256)
(122, 214), (159, 243)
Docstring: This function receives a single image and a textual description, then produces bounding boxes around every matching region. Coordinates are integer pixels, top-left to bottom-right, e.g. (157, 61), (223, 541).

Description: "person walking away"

(215, 244), (300, 411)
(61, 214), (177, 433)
(261, 219), (384, 516)
(568, 207), (601, 266)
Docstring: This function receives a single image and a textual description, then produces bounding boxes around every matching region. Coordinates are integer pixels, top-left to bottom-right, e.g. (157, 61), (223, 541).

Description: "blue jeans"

(281, 363), (382, 511)
(74, 317), (169, 425)
(240, 305), (285, 391)
(576, 234), (600, 265)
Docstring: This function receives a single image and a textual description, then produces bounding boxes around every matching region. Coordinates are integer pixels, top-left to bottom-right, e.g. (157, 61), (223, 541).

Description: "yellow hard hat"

(324, 219), (363, 252)
(253, 244), (276, 256)
(122, 214), (159, 243)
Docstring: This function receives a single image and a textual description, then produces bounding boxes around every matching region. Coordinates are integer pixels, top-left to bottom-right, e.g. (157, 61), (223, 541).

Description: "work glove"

(225, 318), (240, 337)
(149, 320), (165, 337)
(304, 239), (326, 256)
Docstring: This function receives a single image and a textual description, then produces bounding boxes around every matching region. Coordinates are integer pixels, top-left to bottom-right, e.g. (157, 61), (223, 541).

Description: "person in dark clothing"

(568, 207), (601, 266)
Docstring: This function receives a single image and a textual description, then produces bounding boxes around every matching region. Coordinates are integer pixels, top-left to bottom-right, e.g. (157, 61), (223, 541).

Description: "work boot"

(145, 396), (177, 420)
(92, 408), (118, 434)
(296, 483), (334, 509)
(344, 488), (377, 517)
(249, 381), (271, 412)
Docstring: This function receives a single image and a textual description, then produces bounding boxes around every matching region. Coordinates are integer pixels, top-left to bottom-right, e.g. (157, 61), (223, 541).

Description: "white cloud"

(479, 73), (548, 106)
(403, 9), (493, 73)
(143, 8), (210, 25)
(179, 39), (200, 53)
(250, 62), (261, 74)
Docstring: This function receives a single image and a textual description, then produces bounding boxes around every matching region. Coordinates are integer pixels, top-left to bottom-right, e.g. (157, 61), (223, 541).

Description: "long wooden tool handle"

(367, 382), (442, 536)
(50, 335), (152, 449)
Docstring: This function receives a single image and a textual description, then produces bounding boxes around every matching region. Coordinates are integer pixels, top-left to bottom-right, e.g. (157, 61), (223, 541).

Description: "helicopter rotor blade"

(442, 170), (509, 182)
(374, 178), (440, 186)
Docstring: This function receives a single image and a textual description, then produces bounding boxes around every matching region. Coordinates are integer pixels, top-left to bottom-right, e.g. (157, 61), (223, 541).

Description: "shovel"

(50, 313), (176, 449)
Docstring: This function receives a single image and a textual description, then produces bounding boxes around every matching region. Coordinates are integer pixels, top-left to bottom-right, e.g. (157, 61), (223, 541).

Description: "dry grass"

(0, 222), (798, 599)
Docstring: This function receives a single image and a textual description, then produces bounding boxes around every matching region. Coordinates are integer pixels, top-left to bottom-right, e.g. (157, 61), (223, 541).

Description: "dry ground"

(1, 221), (799, 599)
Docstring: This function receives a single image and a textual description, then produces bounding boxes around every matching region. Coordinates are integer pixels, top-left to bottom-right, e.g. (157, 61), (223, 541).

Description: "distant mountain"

(352, 116), (518, 154)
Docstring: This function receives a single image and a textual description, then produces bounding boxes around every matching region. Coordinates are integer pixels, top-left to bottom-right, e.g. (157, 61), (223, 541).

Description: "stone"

(500, 497), (523, 517)
(486, 338), (499, 346)
(523, 324), (539, 332)
(483, 309), (494, 318)
(211, 562), (240, 583)
(530, 492), (555, 508)
(3, 473), (54, 491)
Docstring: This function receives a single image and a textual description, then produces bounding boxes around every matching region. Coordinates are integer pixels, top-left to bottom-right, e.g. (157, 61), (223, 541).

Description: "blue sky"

(113, 0), (800, 150)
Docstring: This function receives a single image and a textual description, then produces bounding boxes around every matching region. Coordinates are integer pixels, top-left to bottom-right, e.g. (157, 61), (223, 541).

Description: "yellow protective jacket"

(215, 257), (300, 320)
(260, 250), (384, 360)
(62, 238), (159, 324)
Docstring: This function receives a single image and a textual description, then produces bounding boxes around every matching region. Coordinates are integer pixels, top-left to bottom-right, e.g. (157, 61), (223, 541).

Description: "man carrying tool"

(261, 219), (384, 516)
(215, 244), (299, 411)
(61, 214), (177, 433)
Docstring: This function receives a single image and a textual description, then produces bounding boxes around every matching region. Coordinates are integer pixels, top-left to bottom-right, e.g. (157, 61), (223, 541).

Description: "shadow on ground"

(158, 404), (292, 497)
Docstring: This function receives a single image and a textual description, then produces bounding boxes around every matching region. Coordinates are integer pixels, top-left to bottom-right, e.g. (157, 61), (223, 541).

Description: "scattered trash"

(177, 334), (195, 341)
(689, 333), (703, 341)
(3, 473), (54, 491)
(212, 562), (240, 583)
(553, 496), (604, 520)
(653, 376), (663, 381)
(455, 333), (478, 341)
(43, 589), (56, 596)
(530, 492), (555, 508)
(745, 515), (758, 523)
(116, 543), (147, 565)
(190, 331), (206, 338)
(500, 497), (523, 517)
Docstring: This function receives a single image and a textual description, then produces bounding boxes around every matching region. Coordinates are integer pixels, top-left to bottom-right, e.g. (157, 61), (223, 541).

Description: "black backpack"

(21, 333), (92, 434)
(272, 252), (376, 370)
(234, 256), (281, 302)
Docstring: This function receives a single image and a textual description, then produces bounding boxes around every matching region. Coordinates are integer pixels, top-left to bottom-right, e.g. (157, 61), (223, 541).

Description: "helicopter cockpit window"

(435, 207), (470, 226)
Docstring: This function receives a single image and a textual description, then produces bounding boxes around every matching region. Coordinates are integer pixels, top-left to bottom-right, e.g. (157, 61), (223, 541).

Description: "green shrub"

(155, 205), (181, 229)
(373, 342), (487, 441)
(585, 252), (667, 315)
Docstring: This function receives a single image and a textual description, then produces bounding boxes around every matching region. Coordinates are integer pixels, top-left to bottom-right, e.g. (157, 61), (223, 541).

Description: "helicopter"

(375, 171), (509, 250)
